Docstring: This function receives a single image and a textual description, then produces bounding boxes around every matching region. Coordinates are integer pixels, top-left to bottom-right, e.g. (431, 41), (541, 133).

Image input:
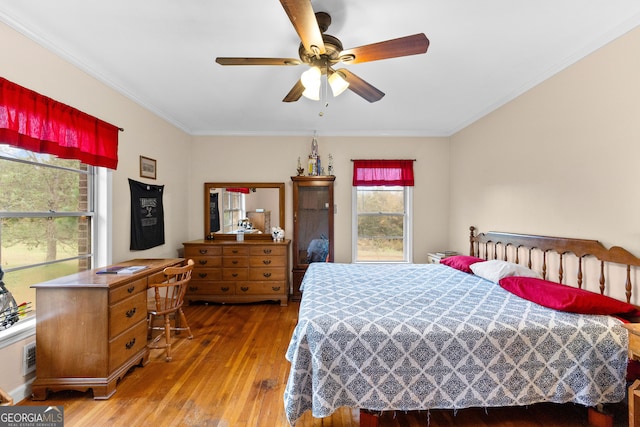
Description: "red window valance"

(226, 187), (250, 194)
(0, 77), (119, 169)
(352, 159), (415, 186)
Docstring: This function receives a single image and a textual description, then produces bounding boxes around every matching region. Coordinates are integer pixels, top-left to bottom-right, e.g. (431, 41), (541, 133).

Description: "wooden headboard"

(469, 226), (640, 304)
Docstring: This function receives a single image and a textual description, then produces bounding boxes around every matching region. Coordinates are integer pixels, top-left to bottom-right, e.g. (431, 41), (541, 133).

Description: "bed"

(284, 227), (640, 426)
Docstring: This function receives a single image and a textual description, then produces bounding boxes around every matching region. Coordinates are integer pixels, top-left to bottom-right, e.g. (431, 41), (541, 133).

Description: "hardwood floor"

(17, 302), (629, 426)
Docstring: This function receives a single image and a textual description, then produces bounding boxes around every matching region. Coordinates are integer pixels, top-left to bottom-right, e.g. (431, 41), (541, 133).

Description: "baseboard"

(9, 377), (34, 405)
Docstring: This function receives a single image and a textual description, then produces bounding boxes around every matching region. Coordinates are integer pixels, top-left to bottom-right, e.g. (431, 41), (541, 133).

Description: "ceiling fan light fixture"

(301, 66), (322, 100)
(301, 67), (321, 90)
(328, 71), (349, 97)
(302, 86), (320, 101)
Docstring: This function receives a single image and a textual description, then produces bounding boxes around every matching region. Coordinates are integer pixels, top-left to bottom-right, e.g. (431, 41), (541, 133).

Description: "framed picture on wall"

(140, 156), (157, 179)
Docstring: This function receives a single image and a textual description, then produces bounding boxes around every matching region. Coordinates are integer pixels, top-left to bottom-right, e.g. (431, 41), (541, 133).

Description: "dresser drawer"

(223, 268), (248, 280)
(249, 268), (286, 281)
(109, 291), (147, 338)
(223, 246), (249, 256)
(192, 268), (222, 281)
(223, 257), (248, 268)
(194, 282), (236, 295)
(249, 255), (286, 268)
(250, 246), (287, 257)
(192, 256), (222, 268)
(109, 321), (147, 371)
(184, 245), (222, 257)
(187, 282), (235, 296)
(237, 282), (286, 295)
(109, 277), (147, 304)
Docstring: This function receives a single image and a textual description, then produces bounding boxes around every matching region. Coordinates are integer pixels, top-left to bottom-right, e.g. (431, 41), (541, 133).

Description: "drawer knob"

(272, 286), (281, 291)
(240, 286), (249, 292)
(199, 273), (207, 278)
(199, 249), (208, 254)
(125, 307), (137, 318)
(232, 260), (238, 265)
(263, 272), (272, 278)
(125, 338), (136, 350)
(262, 260), (271, 265)
(263, 249), (272, 254)
(232, 273), (238, 277)
(127, 286), (135, 293)
(232, 250), (239, 254)
(221, 286), (230, 292)
(199, 260), (208, 265)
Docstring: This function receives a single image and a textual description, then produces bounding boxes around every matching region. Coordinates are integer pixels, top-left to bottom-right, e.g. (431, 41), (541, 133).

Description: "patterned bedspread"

(284, 263), (628, 425)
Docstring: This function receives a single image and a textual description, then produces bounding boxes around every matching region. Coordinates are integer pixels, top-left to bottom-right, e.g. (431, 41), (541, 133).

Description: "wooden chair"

(147, 259), (194, 362)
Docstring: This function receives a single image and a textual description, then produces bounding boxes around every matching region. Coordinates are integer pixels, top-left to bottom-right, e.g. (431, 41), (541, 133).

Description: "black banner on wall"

(129, 178), (165, 250)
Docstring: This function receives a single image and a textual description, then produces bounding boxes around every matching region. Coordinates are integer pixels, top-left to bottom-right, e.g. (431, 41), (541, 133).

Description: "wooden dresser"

(31, 258), (183, 400)
(183, 239), (290, 306)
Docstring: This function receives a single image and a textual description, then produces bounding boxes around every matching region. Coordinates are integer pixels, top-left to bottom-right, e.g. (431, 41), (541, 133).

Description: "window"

(222, 191), (245, 233)
(0, 145), (96, 322)
(351, 160), (414, 263)
(353, 186), (413, 262)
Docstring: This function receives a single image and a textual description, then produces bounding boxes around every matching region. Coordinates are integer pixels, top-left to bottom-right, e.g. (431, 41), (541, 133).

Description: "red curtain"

(352, 159), (415, 186)
(226, 187), (250, 193)
(0, 77), (119, 169)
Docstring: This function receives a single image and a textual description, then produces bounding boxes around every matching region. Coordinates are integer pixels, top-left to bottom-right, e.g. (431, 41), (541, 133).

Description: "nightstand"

(427, 252), (457, 264)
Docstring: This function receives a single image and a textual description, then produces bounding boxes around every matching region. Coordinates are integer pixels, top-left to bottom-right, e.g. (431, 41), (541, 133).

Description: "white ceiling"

(1, 0), (639, 137)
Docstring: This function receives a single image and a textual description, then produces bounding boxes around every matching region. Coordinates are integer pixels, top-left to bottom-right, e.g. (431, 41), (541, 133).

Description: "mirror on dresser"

(204, 182), (285, 240)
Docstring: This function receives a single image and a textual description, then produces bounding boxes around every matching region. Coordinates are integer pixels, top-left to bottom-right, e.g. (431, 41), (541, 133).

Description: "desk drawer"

(109, 321), (147, 371)
(110, 292), (147, 338)
(110, 277), (147, 304)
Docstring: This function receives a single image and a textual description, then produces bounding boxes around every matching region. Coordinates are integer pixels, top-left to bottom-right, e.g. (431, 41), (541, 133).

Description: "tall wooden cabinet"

(291, 176), (335, 301)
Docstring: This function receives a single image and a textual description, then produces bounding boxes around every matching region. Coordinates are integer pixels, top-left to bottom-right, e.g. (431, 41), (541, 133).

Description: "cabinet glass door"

(296, 185), (330, 266)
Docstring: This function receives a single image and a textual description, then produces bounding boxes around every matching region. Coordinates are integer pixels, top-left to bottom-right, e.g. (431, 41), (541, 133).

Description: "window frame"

(222, 191), (246, 233)
(0, 146), (109, 346)
(351, 185), (413, 263)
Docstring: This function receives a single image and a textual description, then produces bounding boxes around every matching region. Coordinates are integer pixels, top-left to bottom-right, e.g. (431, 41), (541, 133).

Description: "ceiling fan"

(215, 0), (429, 103)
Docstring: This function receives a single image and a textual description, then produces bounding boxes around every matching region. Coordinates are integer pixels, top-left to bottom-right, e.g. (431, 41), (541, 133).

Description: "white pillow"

(469, 259), (541, 283)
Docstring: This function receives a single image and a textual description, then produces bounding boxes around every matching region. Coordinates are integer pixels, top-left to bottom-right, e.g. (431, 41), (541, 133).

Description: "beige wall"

(189, 136), (451, 263)
(449, 26), (640, 302)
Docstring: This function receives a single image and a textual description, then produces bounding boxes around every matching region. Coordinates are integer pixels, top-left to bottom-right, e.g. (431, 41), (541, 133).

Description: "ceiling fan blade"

(279, 0), (326, 55)
(335, 68), (385, 103)
(215, 57), (301, 66)
(339, 33), (429, 64)
(283, 79), (305, 102)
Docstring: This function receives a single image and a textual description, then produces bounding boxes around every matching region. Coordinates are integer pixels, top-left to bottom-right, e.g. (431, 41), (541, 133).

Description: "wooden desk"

(31, 258), (183, 400)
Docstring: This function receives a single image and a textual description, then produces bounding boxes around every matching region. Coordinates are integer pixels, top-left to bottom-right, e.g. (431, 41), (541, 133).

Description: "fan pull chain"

(319, 64), (329, 117)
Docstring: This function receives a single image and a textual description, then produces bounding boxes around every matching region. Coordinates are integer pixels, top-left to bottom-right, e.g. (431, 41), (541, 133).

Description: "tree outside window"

(0, 145), (94, 318)
(354, 186), (412, 262)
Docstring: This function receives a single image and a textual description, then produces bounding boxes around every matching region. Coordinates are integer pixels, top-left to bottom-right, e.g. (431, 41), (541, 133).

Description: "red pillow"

(440, 255), (485, 273)
(499, 276), (640, 316)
